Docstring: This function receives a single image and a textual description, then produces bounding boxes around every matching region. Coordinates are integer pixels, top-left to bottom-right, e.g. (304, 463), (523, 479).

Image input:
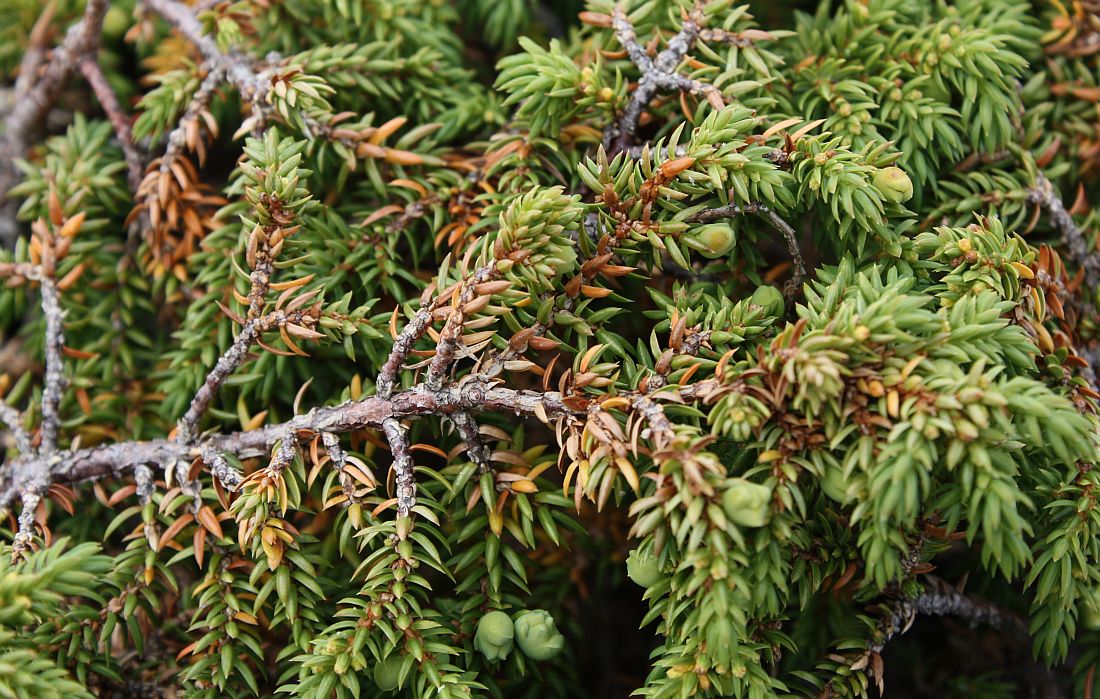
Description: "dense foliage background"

(1, 0), (1100, 697)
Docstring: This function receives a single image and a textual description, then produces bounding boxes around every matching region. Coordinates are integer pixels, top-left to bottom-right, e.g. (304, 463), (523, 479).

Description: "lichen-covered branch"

(141, 0), (274, 109)
(177, 309), (316, 443)
(9, 490), (41, 560)
(606, 2), (720, 155)
(0, 376), (587, 513)
(1027, 173), (1100, 290)
(381, 418), (416, 517)
(451, 410), (492, 473)
(37, 276), (65, 456)
(0, 403), (31, 456)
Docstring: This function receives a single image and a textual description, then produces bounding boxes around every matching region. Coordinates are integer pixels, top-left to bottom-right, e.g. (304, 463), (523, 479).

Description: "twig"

(426, 264), (500, 391)
(321, 432), (364, 503)
(154, 65), (224, 172)
(630, 393), (676, 449)
(134, 463), (156, 502)
(37, 276), (65, 456)
(0, 376), (582, 512)
(377, 262), (496, 398)
(605, 2), (720, 155)
(0, 0), (109, 246)
(912, 584), (1030, 640)
(1, 0), (109, 174)
(177, 309), (315, 443)
(77, 56), (144, 193)
(381, 418), (416, 517)
(11, 5), (57, 104)
(140, 0), (274, 118)
(177, 197), (302, 442)
(376, 296), (435, 399)
(687, 202), (806, 298)
(1027, 173), (1100, 291)
(176, 319), (259, 443)
(451, 411), (492, 473)
(684, 201), (768, 223)
(0, 404), (31, 455)
(269, 428), (298, 473)
(201, 449), (242, 492)
(9, 490), (41, 560)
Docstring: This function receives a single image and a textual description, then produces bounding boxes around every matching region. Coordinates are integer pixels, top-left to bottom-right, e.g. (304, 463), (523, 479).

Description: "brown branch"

(1027, 174), (1100, 291)
(77, 56), (144, 193)
(11, 5), (57, 105)
(2, 0), (109, 169)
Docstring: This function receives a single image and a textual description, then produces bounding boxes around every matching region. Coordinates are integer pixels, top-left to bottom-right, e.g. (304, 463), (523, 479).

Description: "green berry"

(749, 284), (785, 317)
(873, 167), (914, 203)
(721, 478), (773, 528)
(626, 548), (662, 588)
(475, 610), (514, 661)
(687, 223), (736, 259)
(514, 610), (565, 661)
(373, 655), (406, 692)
